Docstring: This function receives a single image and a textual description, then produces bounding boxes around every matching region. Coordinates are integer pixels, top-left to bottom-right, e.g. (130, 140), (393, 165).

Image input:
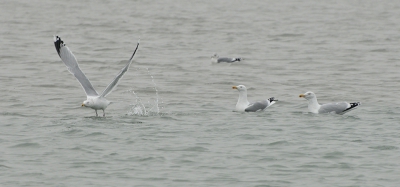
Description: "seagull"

(211, 53), (242, 63)
(53, 36), (139, 117)
(299, 91), (361, 114)
(232, 85), (277, 112)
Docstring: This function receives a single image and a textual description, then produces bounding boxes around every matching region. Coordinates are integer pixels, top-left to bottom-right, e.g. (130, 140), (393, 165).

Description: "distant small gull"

(53, 36), (139, 117)
(211, 53), (242, 63)
(299, 91), (361, 114)
(233, 85), (277, 112)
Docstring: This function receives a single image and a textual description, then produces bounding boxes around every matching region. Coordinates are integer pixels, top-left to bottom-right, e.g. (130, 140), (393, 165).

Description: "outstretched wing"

(54, 36), (98, 96)
(100, 39), (140, 97)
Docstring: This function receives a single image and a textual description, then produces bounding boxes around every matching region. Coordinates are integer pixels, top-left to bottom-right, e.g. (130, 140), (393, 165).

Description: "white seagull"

(211, 53), (242, 63)
(53, 36), (139, 117)
(232, 85), (277, 112)
(299, 91), (361, 114)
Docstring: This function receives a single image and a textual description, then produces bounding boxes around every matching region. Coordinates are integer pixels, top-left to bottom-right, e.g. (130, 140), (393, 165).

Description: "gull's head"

(82, 100), (92, 107)
(211, 53), (218, 58)
(232, 85), (247, 92)
(299, 91), (316, 100)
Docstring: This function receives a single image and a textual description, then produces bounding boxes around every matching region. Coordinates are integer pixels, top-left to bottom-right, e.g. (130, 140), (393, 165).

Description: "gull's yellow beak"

(81, 103), (85, 107)
(232, 86), (237, 89)
(299, 94), (305, 98)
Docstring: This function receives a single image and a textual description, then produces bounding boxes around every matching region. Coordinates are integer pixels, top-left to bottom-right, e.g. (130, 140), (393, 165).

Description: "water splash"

(128, 90), (147, 116)
(127, 68), (164, 116)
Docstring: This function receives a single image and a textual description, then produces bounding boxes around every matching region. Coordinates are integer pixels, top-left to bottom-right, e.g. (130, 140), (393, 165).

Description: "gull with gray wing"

(211, 53), (242, 63)
(299, 91), (361, 114)
(232, 85), (277, 112)
(54, 36), (139, 117)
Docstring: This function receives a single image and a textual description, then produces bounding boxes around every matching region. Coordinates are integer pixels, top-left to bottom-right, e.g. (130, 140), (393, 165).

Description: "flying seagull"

(53, 36), (139, 117)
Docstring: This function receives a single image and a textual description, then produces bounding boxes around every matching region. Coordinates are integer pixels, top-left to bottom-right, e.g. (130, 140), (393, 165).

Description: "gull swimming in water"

(299, 91), (361, 114)
(53, 36), (139, 117)
(233, 85), (277, 112)
(211, 53), (242, 63)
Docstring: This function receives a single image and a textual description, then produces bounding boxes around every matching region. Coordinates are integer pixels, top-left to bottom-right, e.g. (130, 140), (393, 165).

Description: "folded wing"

(54, 36), (99, 96)
(319, 102), (351, 114)
(339, 102), (361, 114)
(218, 57), (241, 63)
(245, 97), (276, 112)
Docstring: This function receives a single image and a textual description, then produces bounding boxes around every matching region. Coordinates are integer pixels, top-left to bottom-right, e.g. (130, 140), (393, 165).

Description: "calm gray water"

(1, 0), (400, 186)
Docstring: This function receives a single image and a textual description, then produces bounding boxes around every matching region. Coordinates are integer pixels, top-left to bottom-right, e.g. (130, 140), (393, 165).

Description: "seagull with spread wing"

(53, 36), (139, 117)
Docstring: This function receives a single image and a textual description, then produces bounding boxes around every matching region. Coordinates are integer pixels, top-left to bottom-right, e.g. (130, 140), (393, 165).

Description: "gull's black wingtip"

(54, 35), (64, 57)
(342, 102), (361, 113)
(128, 38), (140, 61)
(269, 97), (278, 102)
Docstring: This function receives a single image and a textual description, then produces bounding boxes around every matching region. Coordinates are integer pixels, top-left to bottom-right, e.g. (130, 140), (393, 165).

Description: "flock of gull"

(53, 36), (361, 117)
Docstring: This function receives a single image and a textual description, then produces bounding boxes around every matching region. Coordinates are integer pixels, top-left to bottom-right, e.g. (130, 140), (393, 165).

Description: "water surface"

(1, 0), (400, 186)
